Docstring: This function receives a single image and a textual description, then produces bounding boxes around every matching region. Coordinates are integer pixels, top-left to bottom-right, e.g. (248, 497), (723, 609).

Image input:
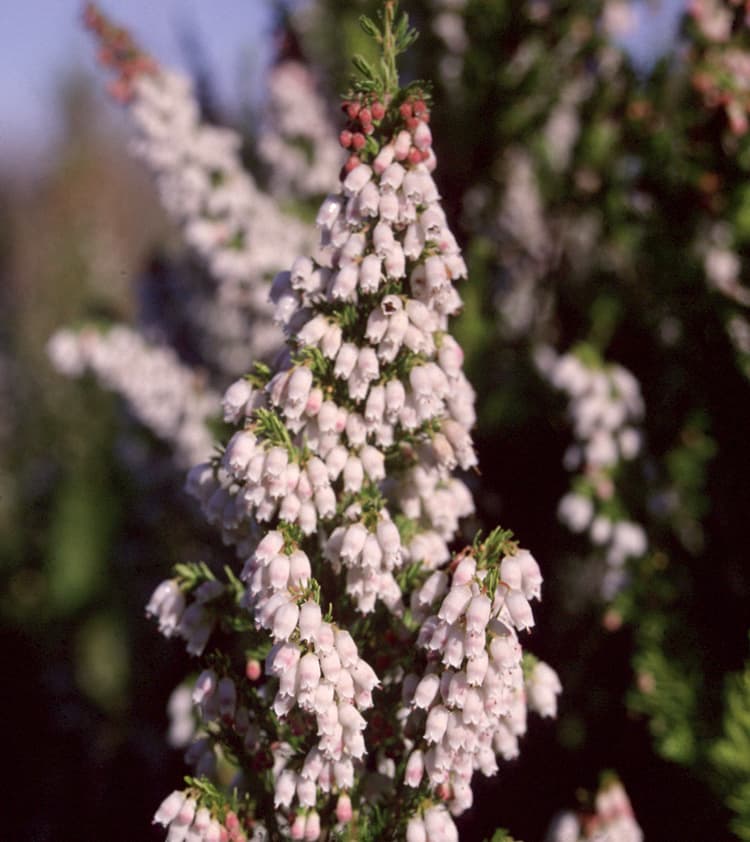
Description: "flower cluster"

(537, 345), (647, 598)
(146, 573), (228, 657)
(84, 1), (313, 343)
(154, 789), (258, 842)
(398, 535), (558, 835)
(258, 58), (341, 200)
(493, 148), (555, 338)
(546, 776), (643, 842)
(47, 326), (219, 467)
(139, 5), (558, 838)
(51, 4), (333, 485)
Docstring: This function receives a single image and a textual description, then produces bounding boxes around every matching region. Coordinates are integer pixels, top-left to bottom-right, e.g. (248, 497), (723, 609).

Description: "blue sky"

(1, 1), (275, 166)
(1, 0), (687, 169)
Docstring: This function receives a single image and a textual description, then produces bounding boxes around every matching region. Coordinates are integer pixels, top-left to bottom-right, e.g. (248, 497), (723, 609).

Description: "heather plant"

(34, 0), (750, 838)
(288, 0), (750, 836)
(145, 4), (560, 840)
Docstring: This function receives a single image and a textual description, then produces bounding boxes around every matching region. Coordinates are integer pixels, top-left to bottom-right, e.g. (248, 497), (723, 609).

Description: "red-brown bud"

(344, 154), (361, 173)
(351, 132), (366, 151)
(245, 658), (262, 681)
(347, 101), (361, 120)
(371, 101), (385, 120)
(408, 146), (422, 166)
(399, 102), (413, 119)
(339, 130), (353, 148)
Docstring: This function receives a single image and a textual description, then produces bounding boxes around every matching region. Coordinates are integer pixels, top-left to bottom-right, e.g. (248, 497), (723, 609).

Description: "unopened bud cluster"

(339, 91), (434, 173)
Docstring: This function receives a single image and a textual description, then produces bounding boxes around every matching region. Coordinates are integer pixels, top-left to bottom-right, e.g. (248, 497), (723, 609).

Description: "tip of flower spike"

(336, 2), (436, 177)
(83, 2), (157, 102)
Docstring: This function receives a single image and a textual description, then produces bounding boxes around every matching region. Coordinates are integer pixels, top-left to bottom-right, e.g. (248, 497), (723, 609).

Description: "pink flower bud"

(288, 550), (311, 586)
(413, 673), (440, 709)
(298, 501), (317, 535)
(373, 143), (395, 174)
(438, 584), (472, 624)
(334, 758), (355, 789)
(298, 652), (322, 693)
(336, 793), (353, 823)
(413, 121), (432, 150)
(290, 813), (306, 839)
(425, 704), (450, 743)
(466, 650), (489, 686)
(335, 629), (359, 668)
(384, 242), (406, 277)
(334, 342), (358, 380)
(338, 700), (366, 731)
(272, 601), (300, 641)
(268, 553), (291, 590)
(314, 485), (336, 519)
(351, 658), (379, 692)
(175, 797), (197, 827)
(320, 649), (342, 682)
(298, 601), (323, 643)
(517, 549), (543, 601)
(205, 819), (222, 842)
(255, 531), (285, 563)
(406, 817), (427, 842)
(340, 523), (368, 563)
(443, 625), (465, 668)
(267, 641), (301, 675)
(343, 456), (364, 493)
(321, 322), (343, 359)
(343, 163), (372, 196)
(452, 557), (477, 587)
(153, 790), (186, 826)
(304, 810), (321, 840)
(373, 220), (396, 256)
(359, 253), (382, 292)
(376, 518), (401, 563)
(379, 191), (400, 222)
(465, 594), (492, 634)
(394, 129), (412, 160)
(222, 379), (252, 422)
(330, 263), (359, 301)
(506, 591), (535, 631)
(245, 658), (262, 681)
(360, 445), (385, 481)
(383, 379), (406, 420)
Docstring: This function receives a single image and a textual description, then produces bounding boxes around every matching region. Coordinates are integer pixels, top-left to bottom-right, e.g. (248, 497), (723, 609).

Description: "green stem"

(383, 0), (398, 95)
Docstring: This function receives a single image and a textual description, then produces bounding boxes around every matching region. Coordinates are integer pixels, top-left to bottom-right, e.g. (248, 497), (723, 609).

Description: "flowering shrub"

(35, 0), (750, 839)
(143, 4), (560, 840)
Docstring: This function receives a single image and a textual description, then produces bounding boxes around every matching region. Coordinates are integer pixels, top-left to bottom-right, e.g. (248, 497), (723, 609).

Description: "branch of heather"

(146, 5), (560, 840)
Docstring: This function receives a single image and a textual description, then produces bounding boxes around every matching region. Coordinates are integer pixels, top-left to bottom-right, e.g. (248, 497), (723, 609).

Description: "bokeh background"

(3, 1), (750, 840)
